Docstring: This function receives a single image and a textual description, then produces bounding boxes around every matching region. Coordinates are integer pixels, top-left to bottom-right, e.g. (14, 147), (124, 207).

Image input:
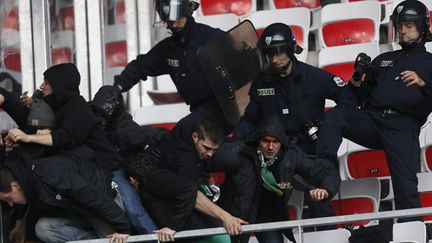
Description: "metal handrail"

(68, 207), (432, 243)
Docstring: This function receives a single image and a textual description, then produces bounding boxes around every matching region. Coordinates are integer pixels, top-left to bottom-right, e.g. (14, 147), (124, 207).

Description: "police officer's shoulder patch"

(257, 88), (275, 96)
(333, 76), (346, 87)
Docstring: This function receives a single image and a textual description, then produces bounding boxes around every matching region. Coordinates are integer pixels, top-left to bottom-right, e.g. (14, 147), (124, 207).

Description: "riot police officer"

(233, 23), (356, 153)
(114, 0), (227, 128)
(316, 0), (432, 222)
(232, 23), (356, 227)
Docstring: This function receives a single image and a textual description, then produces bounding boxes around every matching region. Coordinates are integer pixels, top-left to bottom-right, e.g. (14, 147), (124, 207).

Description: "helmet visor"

(155, 0), (189, 22)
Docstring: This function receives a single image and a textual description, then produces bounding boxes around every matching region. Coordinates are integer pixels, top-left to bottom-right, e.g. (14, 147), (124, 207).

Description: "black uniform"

(232, 59), (356, 226)
(316, 45), (432, 221)
(234, 61), (357, 153)
(114, 18), (226, 126)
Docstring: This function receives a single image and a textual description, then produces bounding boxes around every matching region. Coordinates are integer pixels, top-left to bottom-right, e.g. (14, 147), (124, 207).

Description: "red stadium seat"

(271, 0), (320, 9)
(150, 123), (177, 131)
(199, 0), (255, 17)
(318, 1), (380, 49)
(318, 42), (380, 82)
(51, 48), (73, 65)
(322, 62), (354, 83)
(417, 172), (432, 221)
(147, 90), (184, 105)
(3, 48), (21, 72)
(115, 0), (125, 24)
(105, 41), (128, 68)
(321, 19), (375, 47)
(346, 150), (390, 179)
(59, 6), (75, 31)
(2, 7), (19, 30)
(330, 178), (381, 227)
(330, 198), (375, 227)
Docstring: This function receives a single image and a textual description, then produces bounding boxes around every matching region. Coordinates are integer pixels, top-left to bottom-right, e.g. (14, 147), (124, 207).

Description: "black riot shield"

(198, 20), (261, 127)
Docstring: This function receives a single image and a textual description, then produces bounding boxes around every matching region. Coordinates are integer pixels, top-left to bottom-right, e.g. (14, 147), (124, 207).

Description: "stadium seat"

(115, 0), (125, 24)
(318, 42), (380, 83)
(267, 0), (321, 31)
(59, 5), (75, 31)
(2, 47), (21, 72)
(132, 103), (190, 129)
(295, 228), (351, 243)
(246, 8), (310, 62)
(417, 172), (432, 222)
(390, 221), (427, 243)
(104, 24), (128, 68)
(318, 1), (381, 49)
(288, 189), (304, 220)
(339, 141), (394, 204)
(147, 90), (184, 105)
(318, 42), (379, 111)
(51, 30), (74, 65)
(197, 0), (256, 18)
(420, 122), (432, 172)
(330, 178), (381, 227)
(148, 74), (182, 105)
(269, 0), (320, 9)
(1, 6), (19, 30)
(195, 13), (240, 31)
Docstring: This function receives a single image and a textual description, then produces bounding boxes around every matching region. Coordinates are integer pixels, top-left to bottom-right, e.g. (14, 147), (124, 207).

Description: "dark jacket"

(91, 85), (168, 166)
(157, 120), (210, 184)
(234, 60), (357, 139)
(140, 120), (222, 231)
(114, 18), (225, 110)
(213, 117), (340, 225)
(5, 146), (131, 234)
(0, 87), (28, 128)
(353, 45), (432, 125)
(43, 63), (122, 171)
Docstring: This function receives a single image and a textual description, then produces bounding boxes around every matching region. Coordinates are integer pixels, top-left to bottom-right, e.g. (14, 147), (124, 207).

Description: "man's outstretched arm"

(195, 191), (248, 236)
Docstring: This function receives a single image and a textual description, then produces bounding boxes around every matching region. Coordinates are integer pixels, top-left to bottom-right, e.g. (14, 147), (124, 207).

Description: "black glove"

(144, 143), (162, 162)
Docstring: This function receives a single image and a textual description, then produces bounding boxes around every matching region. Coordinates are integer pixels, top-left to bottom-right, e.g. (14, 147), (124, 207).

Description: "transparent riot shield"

(198, 20), (260, 127)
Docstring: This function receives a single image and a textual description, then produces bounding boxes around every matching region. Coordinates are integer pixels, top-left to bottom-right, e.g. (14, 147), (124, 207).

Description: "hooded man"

(213, 116), (340, 243)
(4, 63), (130, 243)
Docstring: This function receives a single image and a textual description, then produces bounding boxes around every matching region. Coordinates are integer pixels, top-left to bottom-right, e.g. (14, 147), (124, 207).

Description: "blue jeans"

(113, 169), (157, 234)
(35, 185), (125, 242)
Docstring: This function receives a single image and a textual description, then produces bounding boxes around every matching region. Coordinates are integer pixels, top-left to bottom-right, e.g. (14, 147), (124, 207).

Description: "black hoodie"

(212, 116), (340, 228)
(43, 63), (122, 171)
(91, 85), (168, 165)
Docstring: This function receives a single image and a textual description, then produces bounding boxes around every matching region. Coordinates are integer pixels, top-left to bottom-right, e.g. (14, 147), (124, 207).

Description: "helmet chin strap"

(399, 36), (423, 49)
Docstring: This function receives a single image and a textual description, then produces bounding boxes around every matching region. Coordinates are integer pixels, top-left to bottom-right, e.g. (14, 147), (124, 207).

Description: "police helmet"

(257, 23), (303, 58)
(391, 0), (432, 44)
(155, 0), (199, 22)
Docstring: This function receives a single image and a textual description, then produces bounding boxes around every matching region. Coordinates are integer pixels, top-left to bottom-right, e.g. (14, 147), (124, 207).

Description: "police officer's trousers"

(316, 106), (422, 222)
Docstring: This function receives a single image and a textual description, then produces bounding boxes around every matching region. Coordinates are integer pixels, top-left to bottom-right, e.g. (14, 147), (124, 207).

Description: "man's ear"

(192, 132), (198, 143)
(11, 181), (21, 191)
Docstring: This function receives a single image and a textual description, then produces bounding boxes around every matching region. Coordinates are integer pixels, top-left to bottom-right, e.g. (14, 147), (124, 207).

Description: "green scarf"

(257, 149), (283, 197)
